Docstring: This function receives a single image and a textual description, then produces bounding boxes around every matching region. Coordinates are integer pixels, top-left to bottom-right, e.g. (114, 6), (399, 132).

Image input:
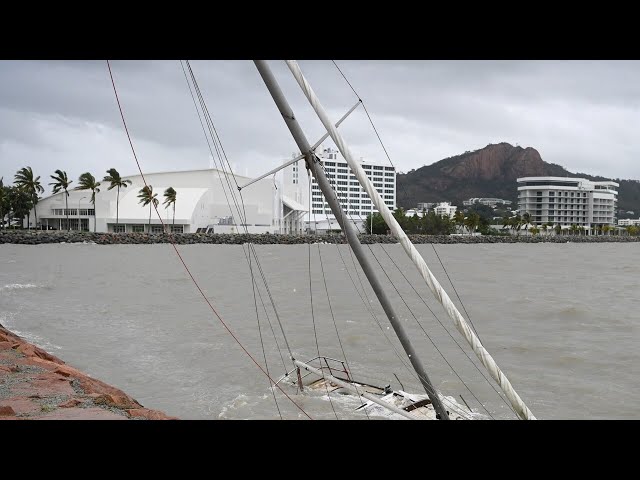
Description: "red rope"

(106, 60), (312, 420)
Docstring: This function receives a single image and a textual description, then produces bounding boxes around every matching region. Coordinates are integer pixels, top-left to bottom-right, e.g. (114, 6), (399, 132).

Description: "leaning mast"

(254, 60), (451, 420)
(286, 59), (535, 420)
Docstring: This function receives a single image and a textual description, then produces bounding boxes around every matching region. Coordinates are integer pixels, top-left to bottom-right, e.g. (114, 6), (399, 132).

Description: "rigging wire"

(183, 61), (296, 379)
(330, 60), (485, 342)
(429, 243), (483, 341)
(313, 165), (478, 419)
(320, 172), (513, 417)
(180, 61), (286, 415)
(321, 171), (512, 417)
(366, 244), (495, 418)
(315, 161), (421, 383)
(308, 173), (370, 418)
(107, 60), (311, 420)
(184, 62), (291, 353)
(379, 244), (519, 417)
(180, 60), (287, 372)
(308, 212), (339, 419)
(328, 60), (509, 410)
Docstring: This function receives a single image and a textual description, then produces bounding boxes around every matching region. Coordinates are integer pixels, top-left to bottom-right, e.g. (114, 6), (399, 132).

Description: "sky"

(1, 60), (639, 195)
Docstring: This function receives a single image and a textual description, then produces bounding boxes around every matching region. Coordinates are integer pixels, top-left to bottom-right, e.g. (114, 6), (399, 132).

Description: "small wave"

(558, 305), (589, 317)
(0, 283), (39, 291)
(218, 393), (269, 419)
(7, 328), (62, 351)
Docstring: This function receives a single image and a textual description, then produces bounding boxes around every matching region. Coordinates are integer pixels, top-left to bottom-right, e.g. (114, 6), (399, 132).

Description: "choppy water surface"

(1, 242), (638, 419)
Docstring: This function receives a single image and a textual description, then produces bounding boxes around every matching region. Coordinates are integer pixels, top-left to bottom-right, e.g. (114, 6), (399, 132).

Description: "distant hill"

(396, 142), (640, 215)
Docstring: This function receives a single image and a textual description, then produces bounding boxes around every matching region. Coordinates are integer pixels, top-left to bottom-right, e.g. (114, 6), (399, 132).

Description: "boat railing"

(275, 356), (352, 386)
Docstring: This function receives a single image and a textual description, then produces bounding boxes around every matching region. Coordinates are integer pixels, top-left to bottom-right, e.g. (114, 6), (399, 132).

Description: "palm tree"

(103, 168), (132, 228)
(454, 210), (465, 234)
(464, 212), (480, 235)
(14, 167), (44, 229)
(602, 225), (611, 236)
(49, 170), (73, 231)
(75, 172), (101, 232)
(7, 187), (33, 228)
(138, 185), (159, 231)
(522, 212), (531, 233)
(547, 222), (555, 234)
(512, 214), (522, 236)
(554, 223), (562, 236)
(163, 187), (177, 232)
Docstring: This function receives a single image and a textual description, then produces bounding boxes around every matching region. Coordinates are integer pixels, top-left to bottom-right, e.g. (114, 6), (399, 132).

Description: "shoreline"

(1, 231), (639, 245)
(0, 323), (176, 420)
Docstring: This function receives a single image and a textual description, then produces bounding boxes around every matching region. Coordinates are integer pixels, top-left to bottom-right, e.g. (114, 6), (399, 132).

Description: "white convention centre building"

(28, 167), (307, 234)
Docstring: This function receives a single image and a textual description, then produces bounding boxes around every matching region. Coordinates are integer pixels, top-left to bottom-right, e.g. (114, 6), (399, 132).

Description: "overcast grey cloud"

(1, 60), (638, 195)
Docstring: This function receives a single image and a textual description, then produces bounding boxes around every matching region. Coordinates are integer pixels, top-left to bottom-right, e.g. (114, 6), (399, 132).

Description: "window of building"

(113, 224), (126, 233)
(171, 225), (184, 233)
(373, 166), (383, 170)
(132, 225), (144, 233)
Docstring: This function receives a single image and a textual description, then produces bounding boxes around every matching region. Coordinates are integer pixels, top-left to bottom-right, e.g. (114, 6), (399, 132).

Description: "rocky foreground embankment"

(0, 324), (176, 420)
(1, 230), (639, 245)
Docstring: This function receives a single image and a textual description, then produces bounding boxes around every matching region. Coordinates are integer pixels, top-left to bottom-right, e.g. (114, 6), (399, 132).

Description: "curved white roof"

(111, 187), (208, 222)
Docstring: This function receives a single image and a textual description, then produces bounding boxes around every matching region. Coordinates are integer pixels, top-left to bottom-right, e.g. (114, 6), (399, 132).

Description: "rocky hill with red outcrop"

(396, 142), (640, 213)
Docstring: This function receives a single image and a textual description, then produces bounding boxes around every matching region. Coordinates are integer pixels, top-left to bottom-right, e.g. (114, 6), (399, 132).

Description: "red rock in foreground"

(0, 324), (177, 420)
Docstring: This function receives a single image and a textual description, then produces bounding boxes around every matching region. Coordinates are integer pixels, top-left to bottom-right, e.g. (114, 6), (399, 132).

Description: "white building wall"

(617, 218), (640, 226)
(28, 168), (283, 234)
(434, 202), (457, 218)
(306, 146), (396, 231)
(517, 176), (618, 229)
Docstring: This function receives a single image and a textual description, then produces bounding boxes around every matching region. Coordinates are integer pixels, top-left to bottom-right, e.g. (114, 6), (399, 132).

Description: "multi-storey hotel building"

(309, 147), (396, 220)
(517, 176), (618, 229)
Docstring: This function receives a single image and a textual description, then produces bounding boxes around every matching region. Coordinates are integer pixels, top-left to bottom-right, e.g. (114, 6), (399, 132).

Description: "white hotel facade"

(289, 147), (396, 232)
(517, 176), (618, 229)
